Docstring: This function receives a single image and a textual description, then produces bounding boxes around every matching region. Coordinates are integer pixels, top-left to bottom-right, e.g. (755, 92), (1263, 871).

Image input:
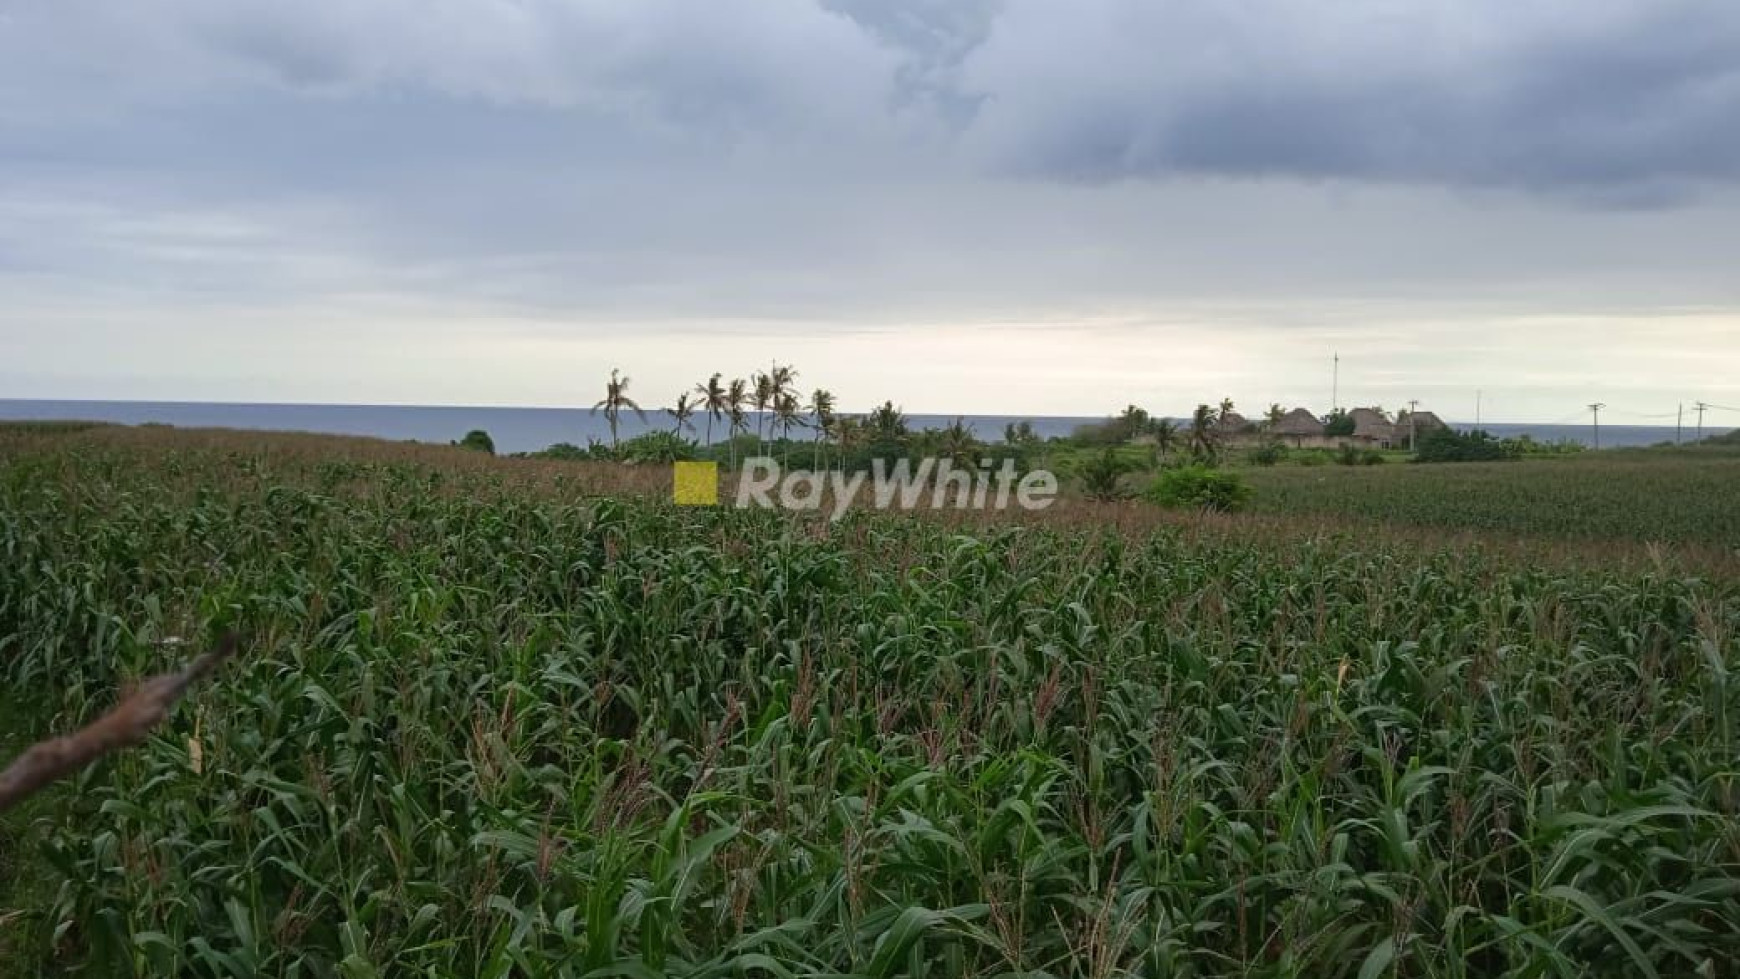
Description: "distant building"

(1216, 411), (1251, 435)
(1347, 407), (1396, 448)
(1196, 404), (1437, 451)
(1394, 409), (1446, 448)
(1272, 407), (1326, 446)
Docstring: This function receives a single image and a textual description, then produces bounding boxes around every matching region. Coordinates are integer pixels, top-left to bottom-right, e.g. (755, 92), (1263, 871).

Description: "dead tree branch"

(0, 634), (239, 813)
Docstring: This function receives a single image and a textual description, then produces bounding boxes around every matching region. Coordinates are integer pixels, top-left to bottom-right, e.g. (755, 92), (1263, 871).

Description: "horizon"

(5, 394), (1733, 434)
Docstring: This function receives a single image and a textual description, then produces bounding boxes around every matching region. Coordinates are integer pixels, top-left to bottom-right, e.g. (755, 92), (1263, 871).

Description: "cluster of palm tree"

(593, 368), (1299, 472)
(1101, 396), (1266, 466)
(1106, 400), (1253, 465)
(1175, 398), (1287, 463)
(592, 365), (844, 468)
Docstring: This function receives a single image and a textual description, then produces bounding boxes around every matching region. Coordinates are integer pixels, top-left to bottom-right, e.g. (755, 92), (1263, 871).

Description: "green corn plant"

(0, 425), (1736, 977)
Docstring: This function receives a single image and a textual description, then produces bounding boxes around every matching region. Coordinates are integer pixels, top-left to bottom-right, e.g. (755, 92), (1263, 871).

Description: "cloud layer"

(1, 0), (1737, 417)
(9, 0), (1737, 192)
(962, 0), (1740, 198)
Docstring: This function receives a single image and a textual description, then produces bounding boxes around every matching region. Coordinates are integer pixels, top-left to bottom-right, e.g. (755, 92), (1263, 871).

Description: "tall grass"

(1, 430), (1737, 976)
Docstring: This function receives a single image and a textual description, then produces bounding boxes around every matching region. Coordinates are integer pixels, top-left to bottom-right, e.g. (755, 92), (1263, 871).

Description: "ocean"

(0, 400), (1727, 455)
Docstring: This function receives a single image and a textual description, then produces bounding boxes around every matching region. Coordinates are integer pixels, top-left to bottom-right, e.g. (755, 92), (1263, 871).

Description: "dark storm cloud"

(960, 0), (1740, 196)
(5, 0), (1737, 197)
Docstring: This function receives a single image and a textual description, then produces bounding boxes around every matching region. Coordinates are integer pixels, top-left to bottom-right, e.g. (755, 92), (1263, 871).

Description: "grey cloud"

(823, 0), (1001, 125)
(7, 0), (1738, 197)
(1, 0), (906, 144)
(959, 0), (1740, 195)
(3, 0), (1739, 334)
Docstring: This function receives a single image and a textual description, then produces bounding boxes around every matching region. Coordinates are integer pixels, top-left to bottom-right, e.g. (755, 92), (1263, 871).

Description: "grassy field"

(2, 426), (1738, 977)
(1242, 451), (1740, 549)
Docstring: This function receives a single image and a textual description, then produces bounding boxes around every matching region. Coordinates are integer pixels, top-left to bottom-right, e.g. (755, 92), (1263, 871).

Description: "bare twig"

(0, 634), (239, 813)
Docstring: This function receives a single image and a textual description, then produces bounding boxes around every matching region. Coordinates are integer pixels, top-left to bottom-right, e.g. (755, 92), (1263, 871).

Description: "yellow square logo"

(672, 461), (719, 505)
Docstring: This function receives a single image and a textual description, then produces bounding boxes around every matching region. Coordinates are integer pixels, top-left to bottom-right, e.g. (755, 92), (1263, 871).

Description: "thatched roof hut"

(1395, 410), (1446, 433)
(1272, 407), (1325, 438)
(1348, 407), (1394, 444)
(1215, 411), (1251, 434)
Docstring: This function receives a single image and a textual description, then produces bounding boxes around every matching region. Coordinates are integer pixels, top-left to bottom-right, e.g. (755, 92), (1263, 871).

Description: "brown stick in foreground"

(0, 634), (239, 813)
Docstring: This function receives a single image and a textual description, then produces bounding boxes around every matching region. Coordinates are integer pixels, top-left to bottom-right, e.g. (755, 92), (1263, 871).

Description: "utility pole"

(1332, 353), (1340, 413)
(1677, 403), (1683, 445)
(1475, 390), (1482, 429)
(1407, 398), (1420, 452)
(1695, 401), (1708, 441)
(1588, 403), (1605, 450)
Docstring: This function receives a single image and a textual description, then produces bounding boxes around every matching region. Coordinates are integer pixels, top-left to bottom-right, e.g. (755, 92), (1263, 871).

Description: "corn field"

(1243, 453), (1740, 548)
(2, 428), (1738, 977)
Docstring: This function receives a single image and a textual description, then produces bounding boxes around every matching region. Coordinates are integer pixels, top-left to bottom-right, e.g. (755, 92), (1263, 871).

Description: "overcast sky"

(2, 0), (1738, 422)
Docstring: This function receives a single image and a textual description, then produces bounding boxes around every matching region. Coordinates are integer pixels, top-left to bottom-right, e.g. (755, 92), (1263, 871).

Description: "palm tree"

(768, 363), (799, 451)
(1189, 404), (1220, 462)
(1152, 418), (1180, 460)
(773, 390), (805, 464)
(770, 364), (799, 404)
(1265, 403), (1285, 430)
(666, 392), (697, 437)
(725, 378), (750, 468)
(751, 372), (774, 449)
(590, 368), (645, 450)
(1218, 398), (1237, 424)
(833, 415), (865, 468)
(867, 401), (907, 443)
(1118, 404), (1151, 441)
(694, 373), (728, 446)
(808, 388), (837, 470)
(937, 417), (978, 467)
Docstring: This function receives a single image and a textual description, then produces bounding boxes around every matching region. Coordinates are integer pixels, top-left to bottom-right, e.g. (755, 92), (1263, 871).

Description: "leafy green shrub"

(1246, 442), (1285, 467)
(1414, 427), (1515, 463)
(1069, 404), (1154, 446)
(618, 430), (696, 463)
(1500, 435), (1586, 458)
(1069, 418), (1129, 446)
(1077, 447), (1135, 501)
(522, 441), (595, 461)
(0, 420), (114, 436)
(977, 444), (1034, 477)
(453, 429), (495, 454)
(1335, 444), (1384, 466)
(1143, 464), (1252, 512)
